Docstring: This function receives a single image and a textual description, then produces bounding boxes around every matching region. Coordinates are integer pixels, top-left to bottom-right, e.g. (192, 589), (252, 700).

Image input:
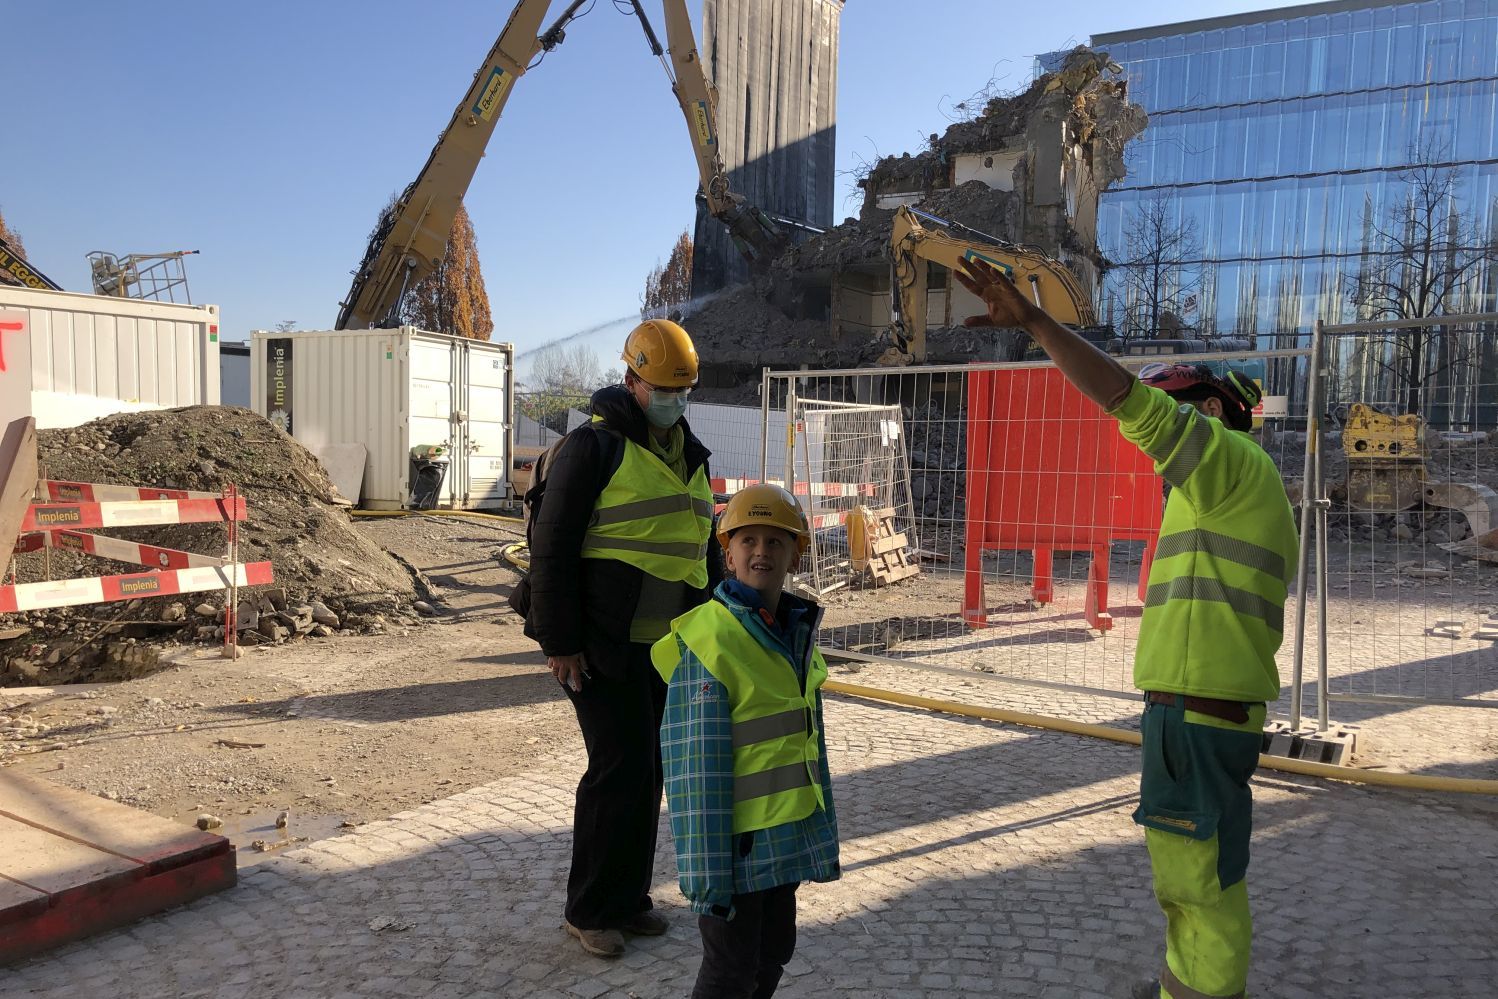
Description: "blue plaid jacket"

(659, 580), (841, 918)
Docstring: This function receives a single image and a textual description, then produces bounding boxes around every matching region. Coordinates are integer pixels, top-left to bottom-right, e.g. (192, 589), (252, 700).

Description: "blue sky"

(4, 0), (1272, 361)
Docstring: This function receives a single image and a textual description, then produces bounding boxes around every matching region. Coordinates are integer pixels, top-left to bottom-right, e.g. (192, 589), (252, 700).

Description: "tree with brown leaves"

(641, 230), (693, 319)
(0, 207), (33, 288)
(401, 204), (494, 341)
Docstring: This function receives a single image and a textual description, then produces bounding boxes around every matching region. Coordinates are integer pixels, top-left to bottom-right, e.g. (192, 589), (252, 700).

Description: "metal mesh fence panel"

(763, 353), (1310, 702)
(1312, 315), (1498, 708)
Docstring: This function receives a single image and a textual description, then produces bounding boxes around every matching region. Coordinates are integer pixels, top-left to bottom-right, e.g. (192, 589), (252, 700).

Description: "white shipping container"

(0, 286), (221, 429)
(249, 327), (514, 510)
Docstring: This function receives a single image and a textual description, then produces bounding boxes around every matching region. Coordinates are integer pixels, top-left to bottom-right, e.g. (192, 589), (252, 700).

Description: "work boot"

(620, 909), (669, 936)
(1128, 980), (1161, 999)
(564, 921), (625, 958)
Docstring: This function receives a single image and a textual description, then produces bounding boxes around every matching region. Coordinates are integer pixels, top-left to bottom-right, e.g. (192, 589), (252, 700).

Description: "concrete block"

(1261, 721), (1360, 765)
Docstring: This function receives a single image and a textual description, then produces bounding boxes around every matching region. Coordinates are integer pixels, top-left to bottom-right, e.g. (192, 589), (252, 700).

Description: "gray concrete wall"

(691, 0), (843, 295)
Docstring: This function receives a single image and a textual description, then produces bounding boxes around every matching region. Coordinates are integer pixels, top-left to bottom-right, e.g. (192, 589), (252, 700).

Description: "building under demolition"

(684, 47), (1148, 394)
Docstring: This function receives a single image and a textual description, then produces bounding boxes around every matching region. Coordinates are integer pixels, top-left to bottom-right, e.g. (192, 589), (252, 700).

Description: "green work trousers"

(1133, 696), (1265, 999)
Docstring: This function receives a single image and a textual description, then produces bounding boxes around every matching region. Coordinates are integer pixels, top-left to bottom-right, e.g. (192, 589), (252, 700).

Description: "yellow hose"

(823, 680), (1498, 796)
(501, 542), (531, 572)
(349, 509), (525, 526)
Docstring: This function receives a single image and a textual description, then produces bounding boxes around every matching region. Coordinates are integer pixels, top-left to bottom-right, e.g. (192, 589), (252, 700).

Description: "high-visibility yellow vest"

(653, 600), (828, 834)
(579, 432), (714, 588)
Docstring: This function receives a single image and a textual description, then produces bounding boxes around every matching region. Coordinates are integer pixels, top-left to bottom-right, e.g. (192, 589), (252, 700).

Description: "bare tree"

(641, 231), (693, 319)
(1117, 191), (1202, 342)
(1347, 143), (1495, 414)
(401, 203), (494, 341)
(520, 344), (615, 434)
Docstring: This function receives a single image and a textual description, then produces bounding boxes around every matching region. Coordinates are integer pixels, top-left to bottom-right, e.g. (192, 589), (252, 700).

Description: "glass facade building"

(1087, 0), (1498, 345)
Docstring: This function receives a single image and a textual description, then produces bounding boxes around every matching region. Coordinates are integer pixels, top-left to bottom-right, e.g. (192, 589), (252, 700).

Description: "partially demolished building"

(686, 47), (1148, 396)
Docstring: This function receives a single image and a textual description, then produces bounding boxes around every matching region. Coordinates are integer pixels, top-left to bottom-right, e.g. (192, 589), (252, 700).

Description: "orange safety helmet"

(715, 483), (811, 556)
(622, 319), (699, 388)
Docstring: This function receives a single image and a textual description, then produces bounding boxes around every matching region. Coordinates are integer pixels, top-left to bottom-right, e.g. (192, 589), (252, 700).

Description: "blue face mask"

(645, 390), (689, 428)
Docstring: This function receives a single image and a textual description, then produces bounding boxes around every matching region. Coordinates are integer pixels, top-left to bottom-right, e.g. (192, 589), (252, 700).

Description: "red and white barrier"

(13, 529), (228, 570)
(0, 562), (273, 613)
(39, 479), (225, 503)
(21, 496), (245, 533)
(710, 477), (876, 498)
(5, 472), (270, 627)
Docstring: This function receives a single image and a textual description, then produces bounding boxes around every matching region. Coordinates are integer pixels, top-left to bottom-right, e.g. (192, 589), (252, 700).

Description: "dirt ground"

(1, 514), (571, 862)
(7, 504), (1497, 864)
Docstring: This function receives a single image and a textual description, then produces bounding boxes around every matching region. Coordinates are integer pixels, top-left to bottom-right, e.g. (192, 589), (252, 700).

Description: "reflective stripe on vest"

(580, 433), (713, 587)
(652, 600), (828, 834)
(1149, 528), (1290, 635)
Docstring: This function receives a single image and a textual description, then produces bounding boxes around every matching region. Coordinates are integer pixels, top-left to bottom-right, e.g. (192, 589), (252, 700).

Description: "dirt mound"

(2, 406), (420, 686)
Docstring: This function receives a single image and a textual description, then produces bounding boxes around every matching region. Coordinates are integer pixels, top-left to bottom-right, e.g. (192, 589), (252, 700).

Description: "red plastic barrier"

(963, 367), (1162, 630)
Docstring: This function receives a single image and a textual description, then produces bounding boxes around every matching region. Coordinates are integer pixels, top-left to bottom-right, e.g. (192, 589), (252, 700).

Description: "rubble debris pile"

(2, 406), (419, 686)
(907, 402), (967, 524)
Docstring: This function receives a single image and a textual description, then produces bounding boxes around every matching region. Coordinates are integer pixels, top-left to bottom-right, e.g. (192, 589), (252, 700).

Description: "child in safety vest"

(651, 483), (840, 999)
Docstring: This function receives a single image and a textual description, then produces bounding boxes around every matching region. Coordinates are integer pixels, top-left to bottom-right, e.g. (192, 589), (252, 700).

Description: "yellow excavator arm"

(627, 1), (788, 268)
(887, 205), (1098, 362)
(336, 0), (593, 330)
(338, 0), (789, 330)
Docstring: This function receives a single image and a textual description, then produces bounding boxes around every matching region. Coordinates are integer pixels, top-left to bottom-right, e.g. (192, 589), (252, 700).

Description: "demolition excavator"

(881, 205), (1107, 365)
(1333, 402), (1498, 551)
(336, 0), (785, 331)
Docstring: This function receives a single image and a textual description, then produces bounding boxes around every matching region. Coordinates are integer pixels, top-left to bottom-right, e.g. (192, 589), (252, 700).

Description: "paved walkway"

(12, 692), (1498, 998)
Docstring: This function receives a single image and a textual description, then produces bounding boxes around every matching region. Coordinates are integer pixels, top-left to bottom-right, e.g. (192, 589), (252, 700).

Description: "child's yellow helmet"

(716, 483), (810, 556)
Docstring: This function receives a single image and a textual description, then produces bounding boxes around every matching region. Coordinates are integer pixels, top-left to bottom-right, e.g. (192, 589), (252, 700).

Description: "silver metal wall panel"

(0, 286), (220, 429)
(249, 328), (513, 510)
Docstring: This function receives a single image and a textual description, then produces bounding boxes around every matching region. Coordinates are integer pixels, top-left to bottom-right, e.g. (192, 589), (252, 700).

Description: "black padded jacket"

(521, 384), (722, 680)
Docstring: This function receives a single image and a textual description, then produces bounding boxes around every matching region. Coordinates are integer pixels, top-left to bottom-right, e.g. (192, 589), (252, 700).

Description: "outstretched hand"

(954, 256), (1039, 329)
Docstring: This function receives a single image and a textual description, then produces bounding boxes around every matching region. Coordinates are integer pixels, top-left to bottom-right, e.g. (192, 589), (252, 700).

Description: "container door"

(465, 344), (509, 507)
(408, 336), (456, 507)
(447, 343), (467, 507)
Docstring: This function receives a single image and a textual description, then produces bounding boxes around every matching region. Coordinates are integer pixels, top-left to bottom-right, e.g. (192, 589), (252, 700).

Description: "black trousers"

(692, 883), (799, 999)
(561, 642), (667, 929)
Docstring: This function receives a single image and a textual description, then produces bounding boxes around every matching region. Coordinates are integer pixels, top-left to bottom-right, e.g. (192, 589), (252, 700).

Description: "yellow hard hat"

(622, 319), (699, 388)
(716, 483), (810, 556)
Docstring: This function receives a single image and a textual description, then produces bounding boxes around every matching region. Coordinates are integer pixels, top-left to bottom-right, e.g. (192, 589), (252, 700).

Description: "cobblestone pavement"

(13, 690), (1498, 998)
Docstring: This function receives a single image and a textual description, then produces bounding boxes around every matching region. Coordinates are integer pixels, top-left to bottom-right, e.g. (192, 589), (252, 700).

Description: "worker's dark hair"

(1147, 363), (1259, 432)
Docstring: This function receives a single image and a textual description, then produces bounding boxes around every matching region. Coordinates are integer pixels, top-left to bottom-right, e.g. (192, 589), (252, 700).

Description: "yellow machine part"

(1342, 402), (1426, 460)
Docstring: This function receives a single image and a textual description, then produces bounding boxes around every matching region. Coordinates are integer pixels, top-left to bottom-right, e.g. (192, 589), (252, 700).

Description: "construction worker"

(652, 483), (840, 999)
(524, 319), (720, 958)
(954, 257), (1296, 999)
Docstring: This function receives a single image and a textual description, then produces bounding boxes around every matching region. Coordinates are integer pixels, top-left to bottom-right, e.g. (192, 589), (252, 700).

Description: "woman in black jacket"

(521, 320), (721, 958)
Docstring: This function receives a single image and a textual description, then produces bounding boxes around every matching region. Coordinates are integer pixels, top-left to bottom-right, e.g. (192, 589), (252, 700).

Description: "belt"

(1144, 690), (1252, 726)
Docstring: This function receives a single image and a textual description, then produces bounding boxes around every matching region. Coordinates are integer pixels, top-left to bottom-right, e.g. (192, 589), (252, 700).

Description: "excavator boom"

(887, 205), (1098, 362)
(336, 0), (591, 330)
(628, 1), (788, 269)
(339, 0), (790, 330)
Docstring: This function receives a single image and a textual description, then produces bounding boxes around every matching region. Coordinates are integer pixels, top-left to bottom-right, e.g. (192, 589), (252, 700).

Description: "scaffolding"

(87, 250), (198, 303)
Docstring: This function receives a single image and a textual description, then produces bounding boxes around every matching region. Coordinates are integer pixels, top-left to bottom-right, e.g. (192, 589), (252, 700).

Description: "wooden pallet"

(855, 507), (921, 586)
(0, 772), (236, 964)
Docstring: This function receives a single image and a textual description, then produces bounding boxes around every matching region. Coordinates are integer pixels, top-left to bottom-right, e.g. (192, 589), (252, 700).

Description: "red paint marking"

(0, 320), (24, 373)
